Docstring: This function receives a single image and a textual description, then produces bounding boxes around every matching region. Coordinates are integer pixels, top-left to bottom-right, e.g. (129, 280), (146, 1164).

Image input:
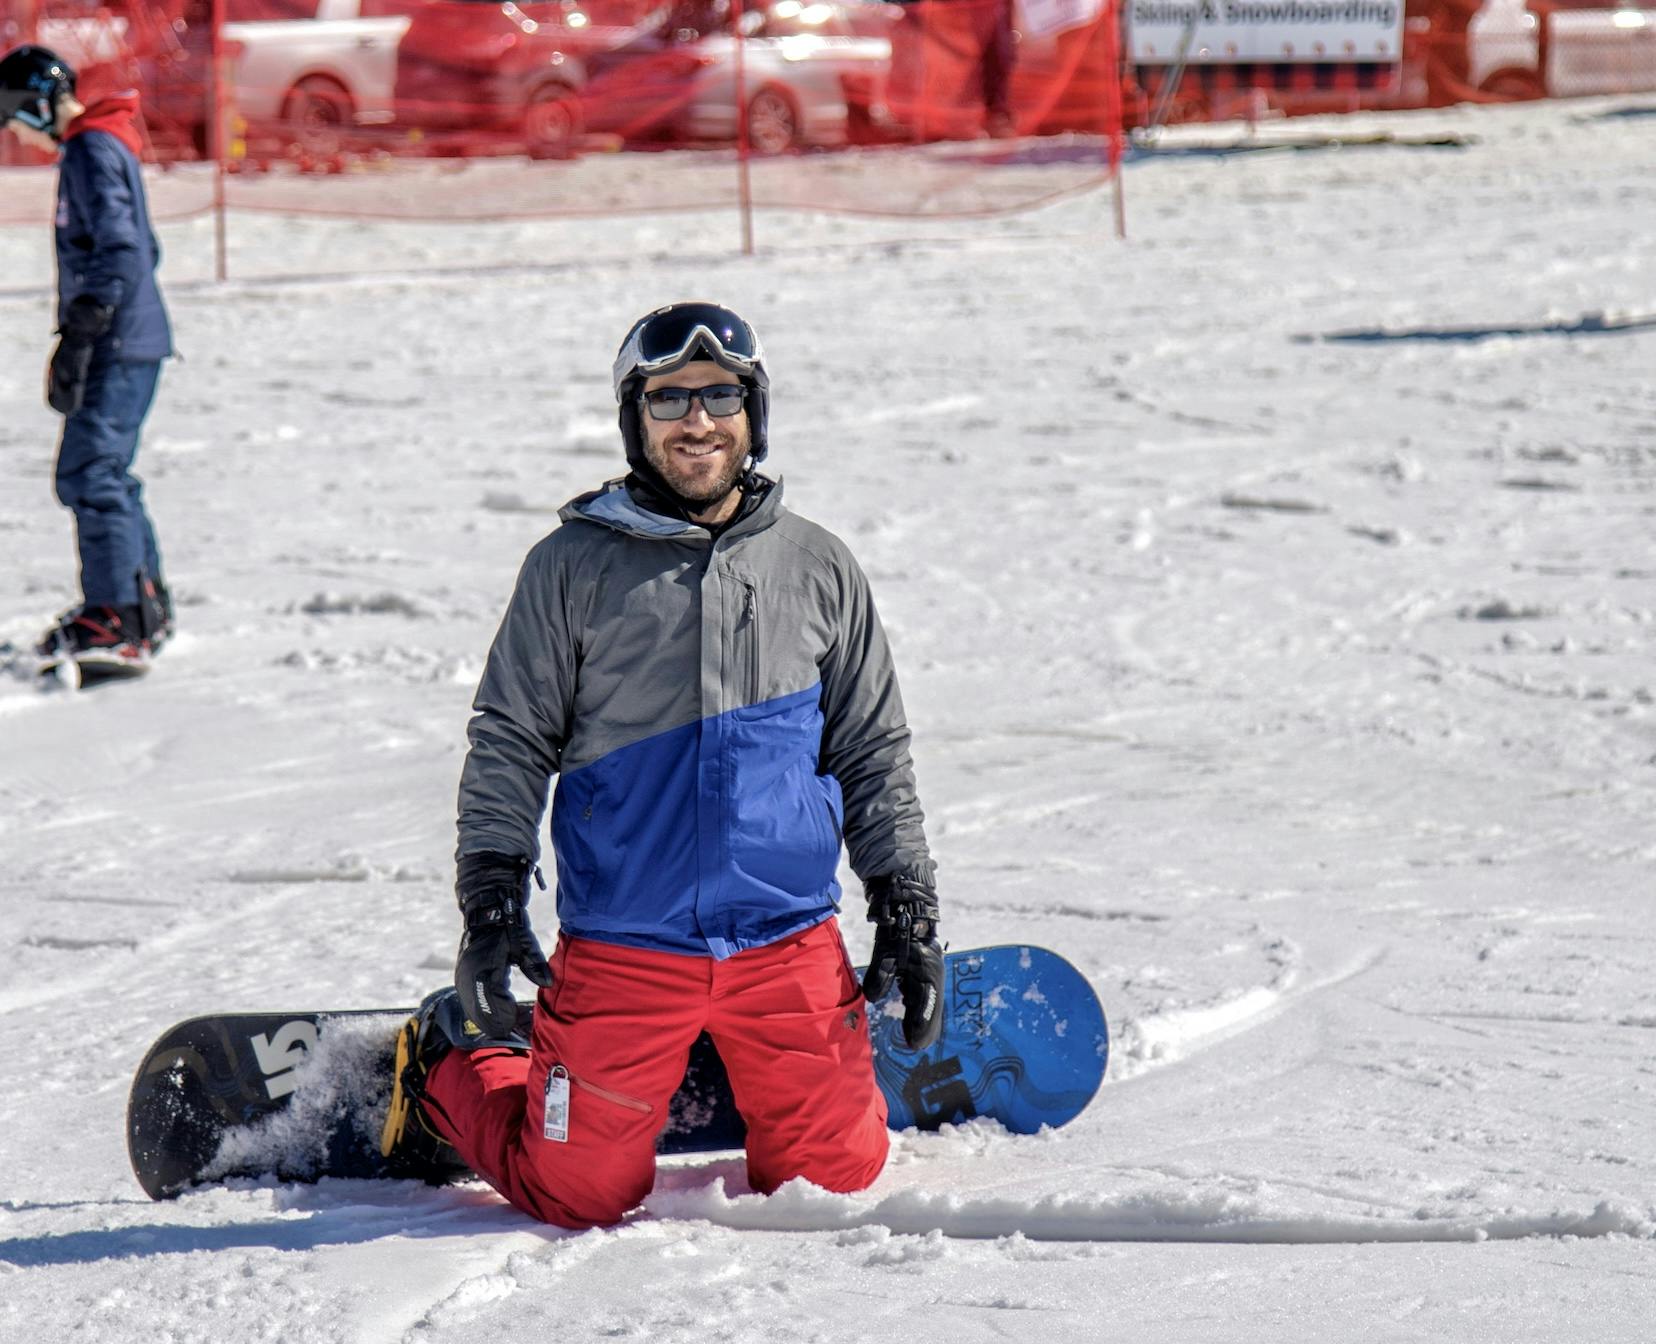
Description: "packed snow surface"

(3, 99), (1656, 1342)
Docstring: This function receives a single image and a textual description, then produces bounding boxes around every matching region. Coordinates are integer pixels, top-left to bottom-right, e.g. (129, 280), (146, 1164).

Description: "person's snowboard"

(127, 943), (1107, 1200)
(2, 637), (150, 689)
(40, 649), (151, 689)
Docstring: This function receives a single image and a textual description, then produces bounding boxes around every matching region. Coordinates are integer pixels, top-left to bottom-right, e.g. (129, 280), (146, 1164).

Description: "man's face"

(640, 359), (751, 516)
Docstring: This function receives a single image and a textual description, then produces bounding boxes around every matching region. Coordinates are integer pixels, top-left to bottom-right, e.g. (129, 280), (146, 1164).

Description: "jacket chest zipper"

(740, 581), (760, 705)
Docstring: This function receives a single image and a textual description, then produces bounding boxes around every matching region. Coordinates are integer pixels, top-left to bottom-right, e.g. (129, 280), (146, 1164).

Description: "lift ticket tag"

(543, 1065), (571, 1143)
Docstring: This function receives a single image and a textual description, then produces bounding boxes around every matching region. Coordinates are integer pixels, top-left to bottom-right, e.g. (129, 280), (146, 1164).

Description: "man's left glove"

(47, 296), (115, 416)
(455, 851), (554, 1039)
(860, 871), (944, 1051)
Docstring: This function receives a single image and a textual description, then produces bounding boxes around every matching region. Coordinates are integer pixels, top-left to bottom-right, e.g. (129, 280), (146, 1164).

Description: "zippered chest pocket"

(737, 578), (762, 709)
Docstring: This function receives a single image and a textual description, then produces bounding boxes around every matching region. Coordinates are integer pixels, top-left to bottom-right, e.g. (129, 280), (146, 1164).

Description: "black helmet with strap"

(0, 45), (77, 138)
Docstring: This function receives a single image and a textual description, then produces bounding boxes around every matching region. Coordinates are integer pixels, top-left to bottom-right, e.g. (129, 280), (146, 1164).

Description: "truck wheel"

(1480, 68), (1544, 101)
(746, 86), (801, 155)
(525, 82), (581, 160)
(281, 76), (354, 156)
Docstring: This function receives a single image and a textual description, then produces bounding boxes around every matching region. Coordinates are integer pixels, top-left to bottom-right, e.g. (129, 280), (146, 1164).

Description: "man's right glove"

(455, 851), (554, 1039)
(860, 871), (945, 1051)
(47, 296), (114, 416)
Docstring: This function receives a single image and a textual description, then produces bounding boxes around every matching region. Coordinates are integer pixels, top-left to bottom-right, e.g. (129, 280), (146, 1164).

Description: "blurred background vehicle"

(228, 0), (403, 152)
(363, 0), (585, 157)
(548, 0), (899, 152)
(1469, 0), (1656, 98)
(41, 0), (590, 158)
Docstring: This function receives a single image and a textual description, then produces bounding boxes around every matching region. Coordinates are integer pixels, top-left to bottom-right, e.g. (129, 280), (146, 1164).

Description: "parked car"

(1470, 0), (1656, 97)
(682, 0), (899, 151)
(47, 0), (588, 157)
(41, 0), (893, 156)
(539, 0), (898, 151)
(361, 0), (586, 155)
(225, 0), (404, 148)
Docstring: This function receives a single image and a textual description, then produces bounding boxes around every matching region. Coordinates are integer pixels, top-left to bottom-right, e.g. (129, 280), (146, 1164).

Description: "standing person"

(0, 45), (174, 669)
(382, 302), (944, 1228)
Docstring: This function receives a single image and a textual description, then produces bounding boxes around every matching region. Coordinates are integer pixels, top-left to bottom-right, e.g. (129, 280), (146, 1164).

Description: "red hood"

(64, 93), (145, 158)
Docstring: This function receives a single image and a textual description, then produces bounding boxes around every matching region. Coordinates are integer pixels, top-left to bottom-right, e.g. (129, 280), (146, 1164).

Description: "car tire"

(525, 82), (582, 160)
(1480, 68), (1544, 101)
(746, 85), (801, 155)
(281, 76), (354, 157)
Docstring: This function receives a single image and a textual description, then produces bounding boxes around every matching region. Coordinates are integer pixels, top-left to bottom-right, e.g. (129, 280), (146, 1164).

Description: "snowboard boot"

(36, 604), (151, 667)
(381, 987), (530, 1178)
(139, 576), (175, 653)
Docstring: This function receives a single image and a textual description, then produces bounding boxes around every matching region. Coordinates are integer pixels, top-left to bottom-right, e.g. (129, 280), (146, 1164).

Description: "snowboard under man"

(383, 301), (944, 1227)
(0, 45), (174, 666)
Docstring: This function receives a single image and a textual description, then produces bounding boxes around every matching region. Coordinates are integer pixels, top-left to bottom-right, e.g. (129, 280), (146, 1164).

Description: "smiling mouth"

(672, 441), (726, 459)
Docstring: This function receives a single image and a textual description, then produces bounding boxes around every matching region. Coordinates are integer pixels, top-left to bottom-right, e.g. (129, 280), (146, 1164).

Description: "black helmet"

(0, 45), (77, 137)
(613, 302), (771, 482)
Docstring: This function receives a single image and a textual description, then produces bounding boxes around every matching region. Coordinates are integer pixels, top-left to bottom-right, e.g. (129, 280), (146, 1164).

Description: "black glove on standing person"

(47, 296), (115, 416)
(455, 851), (554, 1038)
(860, 871), (945, 1051)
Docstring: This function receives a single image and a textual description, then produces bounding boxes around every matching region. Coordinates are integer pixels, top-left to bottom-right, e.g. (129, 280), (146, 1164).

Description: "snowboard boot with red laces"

(36, 604), (151, 667)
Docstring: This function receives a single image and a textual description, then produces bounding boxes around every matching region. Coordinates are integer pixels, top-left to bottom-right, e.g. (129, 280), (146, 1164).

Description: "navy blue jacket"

(55, 98), (171, 362)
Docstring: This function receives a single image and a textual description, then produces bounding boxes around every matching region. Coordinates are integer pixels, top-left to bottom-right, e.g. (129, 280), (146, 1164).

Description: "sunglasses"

(641, 384), (748, 421)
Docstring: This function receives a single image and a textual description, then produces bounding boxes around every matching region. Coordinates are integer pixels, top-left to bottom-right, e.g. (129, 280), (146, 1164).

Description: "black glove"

(47, 296), (114, 416)
(455, 851), (554, 1038)
(860, 871), (944, 1051)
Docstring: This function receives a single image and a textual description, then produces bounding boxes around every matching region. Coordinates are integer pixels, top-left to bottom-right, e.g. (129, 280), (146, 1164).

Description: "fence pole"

(1106, 0), (1127, 239)
(732, 0), (755, 256)
(210, 0), (228, 281)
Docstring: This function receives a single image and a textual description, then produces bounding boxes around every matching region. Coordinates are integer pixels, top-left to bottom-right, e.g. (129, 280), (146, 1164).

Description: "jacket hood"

(64, 92), (143, 156)
(561, 474), (783, 542)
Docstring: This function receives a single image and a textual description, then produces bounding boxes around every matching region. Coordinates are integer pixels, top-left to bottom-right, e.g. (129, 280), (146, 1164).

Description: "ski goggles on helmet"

(640, 383), (748, 421)
(613, 302), (765, 402)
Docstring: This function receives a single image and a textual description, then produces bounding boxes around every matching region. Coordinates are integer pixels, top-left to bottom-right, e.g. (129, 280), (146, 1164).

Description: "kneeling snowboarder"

(381, 302), (945, 1227)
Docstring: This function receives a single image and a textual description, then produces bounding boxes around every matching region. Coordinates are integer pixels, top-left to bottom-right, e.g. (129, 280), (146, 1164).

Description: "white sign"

(1128, 0), (1405, 63)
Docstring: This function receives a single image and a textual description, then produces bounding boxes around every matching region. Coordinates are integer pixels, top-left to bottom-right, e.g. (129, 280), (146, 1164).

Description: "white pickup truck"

(1470, 0), (1656, 97)
(224, 0), (407, 135)
(39, 0), (405, 148)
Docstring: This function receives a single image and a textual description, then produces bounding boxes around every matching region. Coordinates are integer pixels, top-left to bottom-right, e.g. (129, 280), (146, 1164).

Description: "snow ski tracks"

(1112, 943), (1384, 1080)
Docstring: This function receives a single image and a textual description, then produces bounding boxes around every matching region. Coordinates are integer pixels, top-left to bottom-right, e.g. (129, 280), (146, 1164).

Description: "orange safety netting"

(6, 0), (1653, 236)
(1, 0), (1125, 225)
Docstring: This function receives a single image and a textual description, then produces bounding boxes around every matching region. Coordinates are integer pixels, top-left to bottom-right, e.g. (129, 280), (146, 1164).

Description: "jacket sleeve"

(456, 537), (579, 862)
(817, 546), (934, 886)
(62, 136), (145, 312)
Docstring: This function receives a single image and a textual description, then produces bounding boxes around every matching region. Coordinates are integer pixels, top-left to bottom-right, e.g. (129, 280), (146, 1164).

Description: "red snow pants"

(423, 917), (889, 1228)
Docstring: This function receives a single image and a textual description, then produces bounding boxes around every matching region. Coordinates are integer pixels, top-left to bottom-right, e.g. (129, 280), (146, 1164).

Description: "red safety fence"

(4, 0), (1654, 254)
(0, 0), (1126, 232)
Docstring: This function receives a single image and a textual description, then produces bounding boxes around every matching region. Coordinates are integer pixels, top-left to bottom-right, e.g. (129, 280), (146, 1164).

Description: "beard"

(644, 421), (751, 508)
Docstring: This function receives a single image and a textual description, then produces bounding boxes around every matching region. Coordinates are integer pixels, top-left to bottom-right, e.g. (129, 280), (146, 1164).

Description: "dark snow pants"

(426, 918), (890, 1228)
(54, 356), (164, 608)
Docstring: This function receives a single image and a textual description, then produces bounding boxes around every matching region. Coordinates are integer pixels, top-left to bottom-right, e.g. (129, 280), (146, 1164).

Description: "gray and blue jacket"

(457, 475), (932, 959)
